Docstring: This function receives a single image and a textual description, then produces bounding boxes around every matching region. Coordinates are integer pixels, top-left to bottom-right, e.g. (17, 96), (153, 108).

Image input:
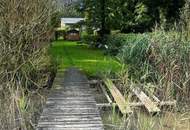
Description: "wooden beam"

(96, 101), (176, 108)
(89, 79), (120, 85)
(96, 103), (112, 108)
(103, 79), (133, 114)
(129, 101), (176, 107)
(151, 94), (160, 103)
(89, 80), (101, 84)
(132, 88), (160, 113)
(99, 84), (113, 104)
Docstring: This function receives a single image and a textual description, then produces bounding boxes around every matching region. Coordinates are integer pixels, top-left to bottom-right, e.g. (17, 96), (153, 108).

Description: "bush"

(81, 34), (99, 46)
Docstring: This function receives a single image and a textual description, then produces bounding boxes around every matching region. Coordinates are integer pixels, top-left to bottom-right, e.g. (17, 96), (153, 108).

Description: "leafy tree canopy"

(82, 0), (185, 33)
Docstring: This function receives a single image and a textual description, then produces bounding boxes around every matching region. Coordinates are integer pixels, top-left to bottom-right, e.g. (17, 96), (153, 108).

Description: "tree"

(83, 0), (185, 33)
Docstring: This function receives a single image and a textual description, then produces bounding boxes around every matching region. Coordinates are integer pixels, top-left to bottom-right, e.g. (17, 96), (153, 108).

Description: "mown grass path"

(50, 41), (121, 76)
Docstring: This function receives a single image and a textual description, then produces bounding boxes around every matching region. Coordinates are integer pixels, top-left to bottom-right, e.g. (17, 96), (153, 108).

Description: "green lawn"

(50, 41), (121, 76)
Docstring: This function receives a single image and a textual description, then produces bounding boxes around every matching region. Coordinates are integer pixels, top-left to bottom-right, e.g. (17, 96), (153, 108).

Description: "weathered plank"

(37, 68), (104, 130)
(103, 78), (133, 114)
(129, 101), (176, 107)
(132, 88), (160, 113)
(99, 84), (113, 104)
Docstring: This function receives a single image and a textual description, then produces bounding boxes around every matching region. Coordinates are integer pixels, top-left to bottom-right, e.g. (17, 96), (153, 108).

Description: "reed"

(0, 0), (56, 129)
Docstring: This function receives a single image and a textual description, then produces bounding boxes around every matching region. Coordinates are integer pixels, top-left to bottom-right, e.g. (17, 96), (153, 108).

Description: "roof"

(61, 18), (84, 24)
(57, 0), (80, 6)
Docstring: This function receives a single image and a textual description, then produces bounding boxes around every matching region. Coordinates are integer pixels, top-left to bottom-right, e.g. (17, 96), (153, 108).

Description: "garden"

(0, 0), (190, 130)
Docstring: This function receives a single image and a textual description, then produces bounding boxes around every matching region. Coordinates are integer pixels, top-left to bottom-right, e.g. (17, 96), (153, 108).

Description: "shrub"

(81, 34), (99, 47)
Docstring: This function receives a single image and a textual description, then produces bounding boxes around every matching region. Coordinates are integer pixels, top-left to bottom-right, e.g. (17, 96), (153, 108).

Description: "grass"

(49, 40), (121, 76)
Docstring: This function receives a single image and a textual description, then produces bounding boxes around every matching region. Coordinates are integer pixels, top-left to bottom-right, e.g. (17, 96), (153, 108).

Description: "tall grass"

(114, 30), (190, 102)
(0, 0), (56, 129)
(180, 0), (190, 41)
(148, 30), (190, 101)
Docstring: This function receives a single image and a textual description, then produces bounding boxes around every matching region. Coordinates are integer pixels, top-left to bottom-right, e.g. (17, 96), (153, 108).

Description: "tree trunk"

(100, 0), (106, 39)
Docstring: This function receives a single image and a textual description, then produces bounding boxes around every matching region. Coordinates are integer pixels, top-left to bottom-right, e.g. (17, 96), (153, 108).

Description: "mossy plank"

(103, 78), (133, 114)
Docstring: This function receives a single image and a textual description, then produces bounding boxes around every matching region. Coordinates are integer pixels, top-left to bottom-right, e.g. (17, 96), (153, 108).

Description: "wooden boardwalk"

(37, 68), (104, 130)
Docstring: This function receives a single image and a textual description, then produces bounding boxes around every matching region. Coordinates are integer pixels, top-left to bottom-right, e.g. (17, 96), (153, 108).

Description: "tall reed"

(0, 0), (56, 129)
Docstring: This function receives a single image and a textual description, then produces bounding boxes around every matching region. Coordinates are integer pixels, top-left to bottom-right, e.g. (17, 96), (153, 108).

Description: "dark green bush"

(81, 35), (98, 46)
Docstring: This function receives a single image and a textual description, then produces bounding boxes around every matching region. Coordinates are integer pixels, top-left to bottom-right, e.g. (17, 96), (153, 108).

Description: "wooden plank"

(96, 103), (112, 108)
(99, 84), (113, 104)
(129, 100), (176, 107)
(132, 88), (160, 113)
(103, 78), (133, 114)
(38, 124), (104, 128)
(38, 120), (103, 125)
(37, 68), (104, 130)
(151, 94), (160, 103)
(39, 116), (102, 122)
(96, 101), (176, 108)
(38, 127), (103, 130)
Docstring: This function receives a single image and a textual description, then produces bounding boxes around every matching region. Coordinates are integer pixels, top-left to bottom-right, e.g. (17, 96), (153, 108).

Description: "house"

(65, 29), (80, 41)
(60, 18), (84, 41)
(57, 0), (81, 7)
(61, 18), (84, 28)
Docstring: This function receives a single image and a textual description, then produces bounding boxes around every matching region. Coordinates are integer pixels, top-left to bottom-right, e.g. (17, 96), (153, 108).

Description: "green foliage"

(61, 5), (82, 18)
(82, 0), (185, 33)
(81, 34), (98, 46)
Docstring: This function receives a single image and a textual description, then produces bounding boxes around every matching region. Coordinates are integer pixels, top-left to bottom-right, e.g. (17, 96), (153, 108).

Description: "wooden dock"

(37, 68), (104, 130)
